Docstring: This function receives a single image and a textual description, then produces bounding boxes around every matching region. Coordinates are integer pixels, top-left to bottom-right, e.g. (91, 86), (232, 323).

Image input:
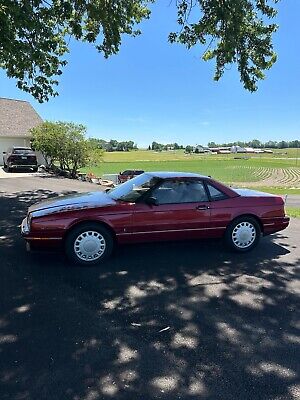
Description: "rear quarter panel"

(209, 195), (286, 234)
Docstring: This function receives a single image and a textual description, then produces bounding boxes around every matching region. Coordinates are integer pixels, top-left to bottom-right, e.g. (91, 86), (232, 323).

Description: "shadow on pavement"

(0, 189), (299, 400)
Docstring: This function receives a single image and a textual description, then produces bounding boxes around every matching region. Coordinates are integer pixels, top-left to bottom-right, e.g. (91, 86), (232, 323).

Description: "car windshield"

(13, 148), (34, 155)
(108, 173), (160, 202)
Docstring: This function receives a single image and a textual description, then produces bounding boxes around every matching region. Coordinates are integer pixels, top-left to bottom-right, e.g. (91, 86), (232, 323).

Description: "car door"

(131, 178), (212, 242)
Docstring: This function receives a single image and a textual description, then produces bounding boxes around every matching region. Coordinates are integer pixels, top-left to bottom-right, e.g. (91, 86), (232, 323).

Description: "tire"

(32, 167), (38, 172)
(7, 166), (13, 172)
(3, 159), (7, 168)
(65, 223), (114, 266)
(225, 216), (261, 252)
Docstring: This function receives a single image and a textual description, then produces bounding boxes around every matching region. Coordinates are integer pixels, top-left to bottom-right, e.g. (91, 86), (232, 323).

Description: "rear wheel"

(225, 216), (261, 252)
(65, 223), (114, 265)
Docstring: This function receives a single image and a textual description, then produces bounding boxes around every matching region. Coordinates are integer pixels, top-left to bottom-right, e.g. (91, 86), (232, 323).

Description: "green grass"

(238, 187), (300, 195)
(82, 160), (270, 182)
(286, 207), (300, 218)
(81, 149), (300, 187)
(272, 148), (300, 159)
(102, 149), (300, 167)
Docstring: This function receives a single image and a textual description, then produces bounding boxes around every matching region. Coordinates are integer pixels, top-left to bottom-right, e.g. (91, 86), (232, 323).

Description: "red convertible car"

(21, 172), (289, 265)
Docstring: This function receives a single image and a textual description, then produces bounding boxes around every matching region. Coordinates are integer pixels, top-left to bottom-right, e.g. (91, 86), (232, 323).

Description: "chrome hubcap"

(232, 222), (256, 249)
(74, 231), (106, 261)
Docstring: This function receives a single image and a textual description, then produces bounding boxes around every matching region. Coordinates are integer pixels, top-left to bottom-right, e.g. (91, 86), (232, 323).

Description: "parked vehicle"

(3, 147), (38, 172)
(118, 169), (144, 184)
(21, 172), (290, 265)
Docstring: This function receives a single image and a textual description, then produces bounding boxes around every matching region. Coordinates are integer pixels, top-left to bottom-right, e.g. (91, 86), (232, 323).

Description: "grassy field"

(249, 187), (300, 195)
(286, 207), (300, 218)
(102, 148), (300, 162)
(82, 149), (300, 191)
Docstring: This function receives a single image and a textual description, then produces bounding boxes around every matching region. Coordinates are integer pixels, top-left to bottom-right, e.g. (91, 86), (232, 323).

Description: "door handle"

(196, 205), (210, 210)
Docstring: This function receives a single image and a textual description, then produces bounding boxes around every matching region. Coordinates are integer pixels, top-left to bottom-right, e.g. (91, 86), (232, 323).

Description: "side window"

(152, 179), (208, 204)
(207, 184), (228, 201)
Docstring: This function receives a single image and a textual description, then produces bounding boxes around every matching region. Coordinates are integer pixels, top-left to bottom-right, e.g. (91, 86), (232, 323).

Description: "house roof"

(0, 97), (43, 138)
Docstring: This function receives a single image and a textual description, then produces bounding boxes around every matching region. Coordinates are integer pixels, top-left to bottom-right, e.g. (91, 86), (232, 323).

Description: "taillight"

(8, 155), (17, 162)
(282, 195), (288, 216)
(27, 213), (33, 227)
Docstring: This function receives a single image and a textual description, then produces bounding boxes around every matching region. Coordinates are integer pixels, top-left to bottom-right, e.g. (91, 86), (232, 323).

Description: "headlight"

(27, 212), (33, 227)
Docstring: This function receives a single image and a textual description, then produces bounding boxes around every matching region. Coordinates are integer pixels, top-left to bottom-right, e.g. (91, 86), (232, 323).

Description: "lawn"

(102, 149), (300, 166)
(82, 149), (300, 187)
(286, 207), (300, 218)
(247, 187), (300, 195)
(83, 159), (272, 182)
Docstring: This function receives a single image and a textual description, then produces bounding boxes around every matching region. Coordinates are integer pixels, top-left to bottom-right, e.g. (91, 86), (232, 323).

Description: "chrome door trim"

(116, 226), (226, 236)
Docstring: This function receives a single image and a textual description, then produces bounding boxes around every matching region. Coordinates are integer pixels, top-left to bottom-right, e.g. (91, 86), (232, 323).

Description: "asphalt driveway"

(0, 176), (299, 400)
(0, 167), (43, 179)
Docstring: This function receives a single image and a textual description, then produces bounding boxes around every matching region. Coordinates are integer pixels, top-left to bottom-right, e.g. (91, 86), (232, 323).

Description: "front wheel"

(225, 217), (261, 252)
(65, 223), (114, 265)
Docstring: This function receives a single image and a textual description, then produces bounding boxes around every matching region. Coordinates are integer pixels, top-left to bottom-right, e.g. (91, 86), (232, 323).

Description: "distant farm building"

(231, 146), (273, 154)
(231, 146), (255, 153)
(194, 145), (211, 153)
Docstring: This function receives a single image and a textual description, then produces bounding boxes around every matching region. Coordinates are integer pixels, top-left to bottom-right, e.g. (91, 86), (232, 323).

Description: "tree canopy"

(0, 0), (279, 102)
(31, 121), (92, 177)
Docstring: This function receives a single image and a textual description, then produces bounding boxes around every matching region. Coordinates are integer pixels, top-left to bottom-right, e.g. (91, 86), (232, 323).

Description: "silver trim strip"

(116, 226), (226, 236)
(26, 237), (62, 241)
(264, 221), (289, 227)
(262, 216), (288, 221)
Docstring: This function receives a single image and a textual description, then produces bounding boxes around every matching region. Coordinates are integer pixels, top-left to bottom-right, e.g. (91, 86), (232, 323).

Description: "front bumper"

(10, 164), (37, 169)
(21, 217), (62, 251)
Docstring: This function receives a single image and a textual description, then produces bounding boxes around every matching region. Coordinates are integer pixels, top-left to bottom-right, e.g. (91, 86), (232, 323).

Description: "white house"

(194, 145), (211, 153)
(0, 97), (43, 165)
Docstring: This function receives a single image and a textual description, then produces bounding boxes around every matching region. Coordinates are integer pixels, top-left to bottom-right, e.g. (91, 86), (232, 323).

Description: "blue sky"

(0, 0), (299, 147)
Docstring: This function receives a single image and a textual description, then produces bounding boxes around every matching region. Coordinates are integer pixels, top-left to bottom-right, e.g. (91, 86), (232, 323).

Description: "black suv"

(3, 147), (38, 172)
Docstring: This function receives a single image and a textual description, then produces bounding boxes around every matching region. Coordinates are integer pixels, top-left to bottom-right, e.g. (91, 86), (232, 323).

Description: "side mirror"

(3, 152), (6, 154)
(145, 196), (158, 206)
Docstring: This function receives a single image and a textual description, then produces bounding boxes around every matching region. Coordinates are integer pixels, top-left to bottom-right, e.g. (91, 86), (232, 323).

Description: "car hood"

(233, 188), (278, 197)
(29, 191), (116, 214)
